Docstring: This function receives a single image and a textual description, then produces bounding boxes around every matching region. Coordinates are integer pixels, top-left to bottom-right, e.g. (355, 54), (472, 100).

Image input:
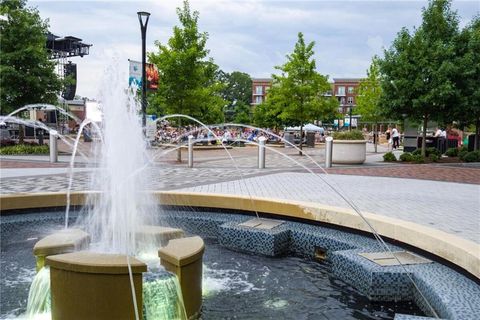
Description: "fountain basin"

(46, 251), (147, 320)
(33, 228), (90, 271)
(159, 236), (205, 319)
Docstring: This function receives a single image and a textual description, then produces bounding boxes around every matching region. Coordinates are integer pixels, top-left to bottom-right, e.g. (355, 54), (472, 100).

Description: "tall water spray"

(79, 61), (154, 255)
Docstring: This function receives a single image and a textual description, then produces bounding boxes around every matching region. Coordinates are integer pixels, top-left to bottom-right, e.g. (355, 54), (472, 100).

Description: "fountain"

(7, 63), (205, 320)
(1, 65), (479, 320)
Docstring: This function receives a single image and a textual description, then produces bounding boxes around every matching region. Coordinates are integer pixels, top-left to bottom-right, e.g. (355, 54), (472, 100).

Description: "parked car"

(0, 128), (15, 146)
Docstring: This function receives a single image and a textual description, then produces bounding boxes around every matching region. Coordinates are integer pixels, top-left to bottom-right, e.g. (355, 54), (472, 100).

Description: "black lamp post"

(349, 103), (353, 131)
(137, 11), (150, 130)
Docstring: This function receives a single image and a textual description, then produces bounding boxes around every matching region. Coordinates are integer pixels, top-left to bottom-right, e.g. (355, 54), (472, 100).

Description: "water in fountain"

(76, 62), (155, 255)
(25, 266), (50, 319)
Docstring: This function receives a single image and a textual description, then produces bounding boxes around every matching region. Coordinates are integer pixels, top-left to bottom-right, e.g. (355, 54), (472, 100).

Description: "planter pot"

(332, 140), (367, 164)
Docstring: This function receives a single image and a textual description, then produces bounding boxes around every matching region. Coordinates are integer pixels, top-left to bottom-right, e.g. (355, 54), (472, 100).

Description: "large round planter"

(332, 140), (367, 164)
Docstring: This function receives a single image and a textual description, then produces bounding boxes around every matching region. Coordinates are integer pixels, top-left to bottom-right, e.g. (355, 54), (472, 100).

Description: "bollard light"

(325, 136), (333, 168)
(188, 135), (194, 168)
(258, 136), (266, 169)
(49, 130), (58, 163)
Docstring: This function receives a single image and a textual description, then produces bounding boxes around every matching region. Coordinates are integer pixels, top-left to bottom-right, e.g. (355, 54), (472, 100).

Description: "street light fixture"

(137, 11), (150, 131)
(349, 103), (353, 132)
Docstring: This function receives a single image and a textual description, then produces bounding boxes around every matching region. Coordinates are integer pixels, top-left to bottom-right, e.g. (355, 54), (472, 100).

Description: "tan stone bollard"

(33, 229), (90, 271)
(136, 225), (184, 250)
(46, 251), (147, 320)
(158, 236), (205, 319)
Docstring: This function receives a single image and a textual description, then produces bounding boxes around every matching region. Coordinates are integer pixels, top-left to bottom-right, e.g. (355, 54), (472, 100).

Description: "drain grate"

(238, 218), (285, 230)
(358, 251), (432, 266)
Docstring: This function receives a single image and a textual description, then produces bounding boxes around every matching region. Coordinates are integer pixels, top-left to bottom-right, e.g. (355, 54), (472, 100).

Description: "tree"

(267, 32), (337, 154)
(356, 56), (383, 152)
(233, 101), (251, 124)
(453, 16), (480, 150)
(148, 0), (225, 125)
(379, 0), (460, 157)
(0, 0), (62, 115)
(253, 100), (283, 129)
(217, 71), (252, 123)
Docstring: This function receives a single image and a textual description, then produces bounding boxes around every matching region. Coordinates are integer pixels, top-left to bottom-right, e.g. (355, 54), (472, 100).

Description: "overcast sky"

(31, 0), (479, 99)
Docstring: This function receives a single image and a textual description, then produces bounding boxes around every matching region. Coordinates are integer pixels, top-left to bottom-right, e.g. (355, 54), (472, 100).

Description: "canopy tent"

(285, 123), (324, 132)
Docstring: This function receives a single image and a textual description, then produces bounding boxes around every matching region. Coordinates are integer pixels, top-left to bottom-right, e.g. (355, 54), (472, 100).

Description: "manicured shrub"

(399, 152), (414, 162)
(412, 149), (421, 156)
(458, 150), (469, 161)
(445, 148), (459, 157)
(0, 144), (49, 155)
(332, 130), (365, 140)
(463, 151), (480, 163)
(383, 152), (397, 162)
(412, 154), (425, 163)
(429, 154), (439, 162)
(426, 147), (441, 157)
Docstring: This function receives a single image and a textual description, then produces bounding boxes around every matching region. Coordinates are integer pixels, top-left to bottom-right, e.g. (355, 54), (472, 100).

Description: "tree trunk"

(19, 125), (25, 144)
(374, 122), (378, 153)
(475, 116), (480, 151)
(422, 115), (428, 157)
(299, 124), (303, 156)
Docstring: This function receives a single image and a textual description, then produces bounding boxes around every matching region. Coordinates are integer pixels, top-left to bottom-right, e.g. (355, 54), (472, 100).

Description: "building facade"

(251, 78), (272, 106)
(332, 78), (361, 115)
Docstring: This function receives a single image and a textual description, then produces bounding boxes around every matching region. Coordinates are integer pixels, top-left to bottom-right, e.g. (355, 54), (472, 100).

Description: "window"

(337, 86), (345, 96)
(347, 97), (354, 105)
(255, 86), (263, 95)
(340, 97), (346, 105)
(348, 86), (354, 94)
(255, 96), (263, 104)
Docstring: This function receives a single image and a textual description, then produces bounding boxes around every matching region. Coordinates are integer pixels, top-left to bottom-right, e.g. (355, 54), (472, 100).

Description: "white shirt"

(392, 128), (399, 138)
(440, 130), (447, 138)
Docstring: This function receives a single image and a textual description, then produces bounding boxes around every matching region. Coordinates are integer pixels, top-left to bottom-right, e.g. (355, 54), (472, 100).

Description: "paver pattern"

(178, 172), (480, 243)
(1, 145), (479, 244)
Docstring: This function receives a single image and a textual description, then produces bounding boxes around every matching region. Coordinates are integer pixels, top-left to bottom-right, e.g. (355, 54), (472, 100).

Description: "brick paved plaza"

(1, 143), (479, 244)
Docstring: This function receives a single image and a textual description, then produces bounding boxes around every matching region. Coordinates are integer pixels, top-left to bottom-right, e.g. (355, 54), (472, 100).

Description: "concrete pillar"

(49, 130), (58, 163)
(188, 135), (194, 168)
(325, 136), (333, 168)
(158, 236), (205, 319)
(46, 252), (147, 320)
(258, 136), (266, 169)
(33, 229), (90, 271)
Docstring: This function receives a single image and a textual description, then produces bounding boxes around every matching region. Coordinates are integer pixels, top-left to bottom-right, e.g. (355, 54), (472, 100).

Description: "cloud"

(30, 0), (480, 99)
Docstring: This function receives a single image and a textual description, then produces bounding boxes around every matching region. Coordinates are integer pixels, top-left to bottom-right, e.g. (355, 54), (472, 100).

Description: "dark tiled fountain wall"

(160, 209), (480, 320)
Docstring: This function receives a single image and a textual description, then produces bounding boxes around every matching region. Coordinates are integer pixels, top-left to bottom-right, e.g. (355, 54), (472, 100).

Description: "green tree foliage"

(454, 16), (480, 150)
(253, 101), (283, 129)
(0, 0), (62, 115)
(379, 0), (460, 156)
(148, 1), (225, 125)
(232, 101), (251, 124)
(356, 56), (383, 152)
(261, 32), (338, 153)
(217, 71), (252, 123)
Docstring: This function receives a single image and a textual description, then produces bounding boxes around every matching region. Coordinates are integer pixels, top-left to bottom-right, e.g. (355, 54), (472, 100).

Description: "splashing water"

(143, 272), (187, 320)
(76, 60), (155, 255)
(25, 267), (51, 319)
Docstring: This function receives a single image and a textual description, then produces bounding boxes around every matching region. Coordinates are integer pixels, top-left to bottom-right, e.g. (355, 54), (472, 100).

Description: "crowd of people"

(154, 121), (283, 145)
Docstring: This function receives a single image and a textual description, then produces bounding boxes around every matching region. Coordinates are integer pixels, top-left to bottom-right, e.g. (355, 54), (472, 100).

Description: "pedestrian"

(386, 126), (392, 150)
(392, 126), (400, 150)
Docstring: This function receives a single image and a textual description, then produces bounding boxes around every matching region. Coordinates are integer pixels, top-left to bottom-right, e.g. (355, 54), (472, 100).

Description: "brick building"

(251, 78), (272, 106)
(251, 77), (363, 128)
(332, 78), (361, 114)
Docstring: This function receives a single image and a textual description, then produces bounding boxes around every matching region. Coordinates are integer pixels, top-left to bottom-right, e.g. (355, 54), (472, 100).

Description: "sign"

(146, 115), (157, 141)
(129, 60), (142, 87)
(129, 60), (159, 90)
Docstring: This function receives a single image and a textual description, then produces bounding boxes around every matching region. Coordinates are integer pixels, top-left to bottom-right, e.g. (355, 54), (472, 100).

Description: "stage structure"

(46, 32), (92, 100)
